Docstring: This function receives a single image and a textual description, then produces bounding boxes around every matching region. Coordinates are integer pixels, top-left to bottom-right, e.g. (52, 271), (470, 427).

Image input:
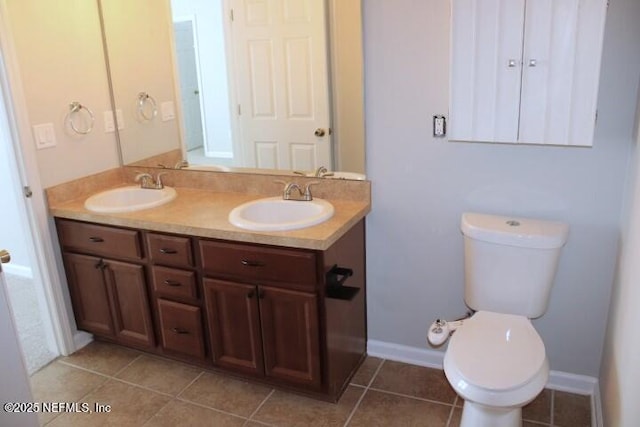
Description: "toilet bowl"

(443, 311), (549, 427)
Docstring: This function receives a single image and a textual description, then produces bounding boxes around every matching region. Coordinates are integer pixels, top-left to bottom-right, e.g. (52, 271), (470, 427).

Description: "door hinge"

(237, 104), (242, 115)
(23, 186), (33, 198)
(595, 109), (598, 125)
(230, 8), (235, 22)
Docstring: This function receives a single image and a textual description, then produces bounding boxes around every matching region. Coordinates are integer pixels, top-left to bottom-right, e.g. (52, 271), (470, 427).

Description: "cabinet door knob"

(159, 248), (178, 254)
(171, 327), (189, 335)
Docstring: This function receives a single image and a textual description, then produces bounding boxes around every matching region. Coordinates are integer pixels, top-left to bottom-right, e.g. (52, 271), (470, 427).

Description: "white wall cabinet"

(449, 0), (607, 146)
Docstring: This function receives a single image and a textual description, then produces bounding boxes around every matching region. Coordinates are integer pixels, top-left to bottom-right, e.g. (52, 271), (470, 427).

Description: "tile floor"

(29, 341), (592, 426)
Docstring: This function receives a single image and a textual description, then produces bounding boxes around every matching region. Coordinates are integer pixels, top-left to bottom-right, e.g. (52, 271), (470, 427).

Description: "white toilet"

(431, 212), (569, 427)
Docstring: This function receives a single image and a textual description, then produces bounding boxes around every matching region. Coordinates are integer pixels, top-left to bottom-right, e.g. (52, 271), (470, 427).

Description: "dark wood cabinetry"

(56, 217), (366, 401)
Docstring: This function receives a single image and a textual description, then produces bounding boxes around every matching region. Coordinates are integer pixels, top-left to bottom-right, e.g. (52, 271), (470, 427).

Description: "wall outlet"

(32, 123), (57, 149)
(433, 116), (446, 137)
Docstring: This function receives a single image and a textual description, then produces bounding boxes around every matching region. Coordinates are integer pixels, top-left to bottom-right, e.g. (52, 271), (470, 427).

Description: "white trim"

(204, 150), (233, 159)
(2, 264), (33, 279)
(367, 338), (601, 398)
(0, 0), (76, 356)
(72, 331), (93, 351)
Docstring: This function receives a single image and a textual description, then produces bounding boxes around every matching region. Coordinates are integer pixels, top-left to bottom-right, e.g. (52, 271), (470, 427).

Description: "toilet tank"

(461, 213), (569, 318)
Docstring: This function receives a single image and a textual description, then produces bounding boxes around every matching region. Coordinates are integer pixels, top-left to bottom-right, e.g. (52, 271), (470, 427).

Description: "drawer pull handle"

(171, 327), (189, 335)
(164, 280), (181, 287)
(159, 248), (178, 254)
(89, 237), (104, 243)
(241, 259), (264, 267)
(247, 290), (255, 299)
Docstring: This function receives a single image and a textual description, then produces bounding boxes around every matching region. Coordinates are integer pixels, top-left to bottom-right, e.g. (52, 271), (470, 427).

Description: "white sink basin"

(229, 197), (334, 231)
(84, 186), (177, 213)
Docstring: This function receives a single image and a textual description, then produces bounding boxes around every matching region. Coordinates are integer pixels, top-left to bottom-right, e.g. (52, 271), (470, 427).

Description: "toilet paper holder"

(325, 264), (359, 300)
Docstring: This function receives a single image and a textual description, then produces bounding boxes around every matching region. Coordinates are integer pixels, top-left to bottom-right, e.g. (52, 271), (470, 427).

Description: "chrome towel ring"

(137, 92), (158, 121)
(66, 101), (94, 135)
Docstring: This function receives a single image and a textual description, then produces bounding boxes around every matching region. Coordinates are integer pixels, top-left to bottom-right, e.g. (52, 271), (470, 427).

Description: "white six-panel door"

(229, 0), (332, 170)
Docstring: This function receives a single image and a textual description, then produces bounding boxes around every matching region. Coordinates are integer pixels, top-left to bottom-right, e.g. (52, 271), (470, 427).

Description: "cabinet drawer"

(151, 266), (198, 300)
(57, 220), (142, 260)
(199, 240), (317, 288)
(157, 299), (205, 359)
(147, 233), (193, 267)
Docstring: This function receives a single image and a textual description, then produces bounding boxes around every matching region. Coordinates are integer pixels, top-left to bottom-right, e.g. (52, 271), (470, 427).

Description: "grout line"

(107, 376), (176, 398)
(342, 359), (386, 426)
(140, 397), (174, 427)
(551, 389), (555, 426)
(367, 386), (456, 408)
(176, 371), (205, 398)
(173, 396), (249, 422)
(446, 396), (458, 426)
(111, 354), (144, 377)
(244, 388), (276, 424)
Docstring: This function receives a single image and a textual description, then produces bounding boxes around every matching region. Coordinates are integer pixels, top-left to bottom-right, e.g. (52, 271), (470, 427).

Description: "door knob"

(314, 128), (326, 137)
(0, 249), (11, 264)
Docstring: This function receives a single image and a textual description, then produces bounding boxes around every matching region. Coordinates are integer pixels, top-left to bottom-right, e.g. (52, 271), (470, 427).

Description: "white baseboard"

(367, 339), (602, 426)
(3, 264), (33, 278)
(71, 331), (93, 354)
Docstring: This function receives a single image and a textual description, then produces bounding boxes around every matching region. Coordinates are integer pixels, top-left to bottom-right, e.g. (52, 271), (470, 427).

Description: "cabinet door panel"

(450, 0), (525, 143)
(260, 287), (321, 388)
(519, 0), (605, 145)
(157, 299), (206, 359)
(104, 260), (155, 348)
(203, 279), (264, 376)
(64, 253), (114, 337)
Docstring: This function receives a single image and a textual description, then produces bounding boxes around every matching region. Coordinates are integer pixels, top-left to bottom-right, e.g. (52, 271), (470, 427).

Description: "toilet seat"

(443, 311), (548, 407)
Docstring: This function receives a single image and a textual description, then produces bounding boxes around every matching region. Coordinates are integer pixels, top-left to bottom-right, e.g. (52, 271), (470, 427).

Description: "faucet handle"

(303, 181), (319, 201)
(155, 172), (167, 189)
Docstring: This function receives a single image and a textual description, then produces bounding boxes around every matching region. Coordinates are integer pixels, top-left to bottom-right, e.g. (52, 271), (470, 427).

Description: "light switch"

(104, 111), (115, 133)
(32, 123), (56, 149)
(115, 109), (125, 130)
(161, 101), (175, 121)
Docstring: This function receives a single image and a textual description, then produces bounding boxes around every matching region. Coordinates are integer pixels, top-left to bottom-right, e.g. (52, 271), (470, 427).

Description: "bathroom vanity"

(47, 168), (370, 401)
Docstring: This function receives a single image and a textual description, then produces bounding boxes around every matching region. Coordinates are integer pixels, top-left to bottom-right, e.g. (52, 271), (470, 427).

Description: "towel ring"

(137, 92), (158, 121)
(66, 101), (94, 135)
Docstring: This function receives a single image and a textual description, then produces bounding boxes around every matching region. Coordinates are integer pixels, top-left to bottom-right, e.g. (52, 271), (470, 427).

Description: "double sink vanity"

(46, 167), (370, 401)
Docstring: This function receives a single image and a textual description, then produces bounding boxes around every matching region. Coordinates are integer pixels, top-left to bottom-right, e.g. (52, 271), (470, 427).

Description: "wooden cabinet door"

(203, 279), (264, 376)
(259, 286), (321, 388)
(63, 253), (115, 337)
(103, 260), (155, 349)
(157, 299), (205, 359)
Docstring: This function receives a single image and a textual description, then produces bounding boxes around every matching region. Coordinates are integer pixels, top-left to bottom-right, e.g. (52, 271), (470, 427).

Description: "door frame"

(0, 0), (79, 356)
(173, 14), (209, 154)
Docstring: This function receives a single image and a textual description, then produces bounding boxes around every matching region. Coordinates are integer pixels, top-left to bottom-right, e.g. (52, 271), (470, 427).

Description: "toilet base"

(460, 400), (522, 427)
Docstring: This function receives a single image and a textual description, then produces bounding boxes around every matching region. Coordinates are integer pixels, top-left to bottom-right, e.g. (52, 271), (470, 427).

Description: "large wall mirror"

(99, 0), (365, 178)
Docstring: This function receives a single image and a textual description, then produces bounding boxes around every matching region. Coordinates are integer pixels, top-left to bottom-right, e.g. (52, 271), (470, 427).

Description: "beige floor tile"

(253, 385), (364, 427)
(60, 341), (141, 375)
(522, 388), (552, 424)
(115, 355), (202, 396)
(371, 360), (457, 404)
(179, 372), (272, 417)
(553, 390), (591, 427)
(144, 399), (246, 426)
(350, 356), (383, 386)
(30, 361), (107, 425)
(46, 379), (171, 427)
(348, 389), (452, 427)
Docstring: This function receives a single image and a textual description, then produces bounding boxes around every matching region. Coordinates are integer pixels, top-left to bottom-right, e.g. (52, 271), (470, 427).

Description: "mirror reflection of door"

(171, 0), (332, 170)
(173, 19), (205, 153)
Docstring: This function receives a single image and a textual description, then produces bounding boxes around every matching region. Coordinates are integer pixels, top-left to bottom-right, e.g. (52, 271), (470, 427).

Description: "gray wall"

(363, 0), (640, 376)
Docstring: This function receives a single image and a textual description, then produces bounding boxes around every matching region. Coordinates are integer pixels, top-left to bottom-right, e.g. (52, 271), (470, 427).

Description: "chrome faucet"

(276, 180), (319, 201)
(135, 172), (167, 189)
(292, 166), (334, 178)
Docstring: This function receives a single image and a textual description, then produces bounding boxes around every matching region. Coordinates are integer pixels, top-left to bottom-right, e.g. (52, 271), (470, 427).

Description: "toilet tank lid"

(461, 213), (569, 249)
